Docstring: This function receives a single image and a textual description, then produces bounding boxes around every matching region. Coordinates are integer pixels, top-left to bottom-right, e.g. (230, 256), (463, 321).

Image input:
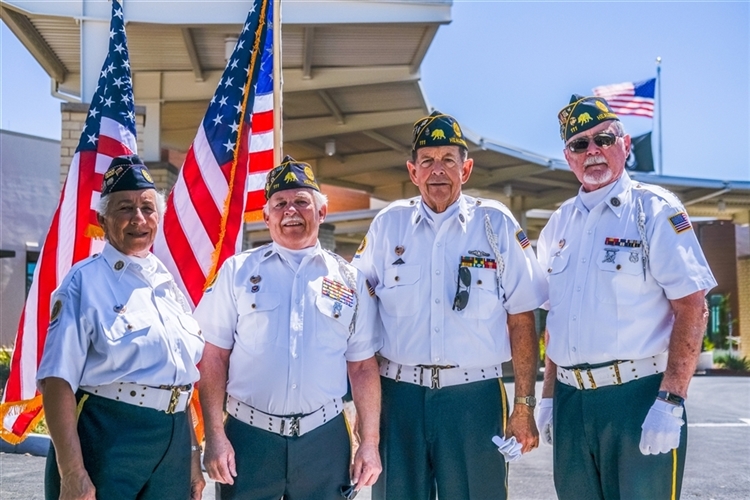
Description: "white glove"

(639, 399), (684, 455)
(536, 398), (554, 445)
(492, 435), (523, 462)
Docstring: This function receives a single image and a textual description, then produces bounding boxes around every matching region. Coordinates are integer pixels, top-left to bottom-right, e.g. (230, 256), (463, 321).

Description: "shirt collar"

(412, 195), (469, 232)
(100, 243), (134, 280)
(266, 241), (323, 263)
(574, 171), (632, 218)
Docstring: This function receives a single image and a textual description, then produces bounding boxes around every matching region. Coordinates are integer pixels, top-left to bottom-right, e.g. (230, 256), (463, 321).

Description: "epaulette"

(472, 197), (516, 221)
(632, 182), (684, 209)
(376, 197), (421, 215)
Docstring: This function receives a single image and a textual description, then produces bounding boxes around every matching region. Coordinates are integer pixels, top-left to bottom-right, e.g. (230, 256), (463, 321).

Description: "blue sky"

(421, 1), (749, 181)
(2, 1), (748, 181)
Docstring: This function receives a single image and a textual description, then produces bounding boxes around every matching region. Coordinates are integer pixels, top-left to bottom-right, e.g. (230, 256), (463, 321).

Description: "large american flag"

(0, 0), (136, 443)
(153, 0), (272, 308)
(593, 78), (656, 118)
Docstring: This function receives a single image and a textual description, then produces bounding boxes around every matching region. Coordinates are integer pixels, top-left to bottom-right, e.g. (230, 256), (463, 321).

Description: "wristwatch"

(657, 391), (685, 406)
(514, 396), (537, 408)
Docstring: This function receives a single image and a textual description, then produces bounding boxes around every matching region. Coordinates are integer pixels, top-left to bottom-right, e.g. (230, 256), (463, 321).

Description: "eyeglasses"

(566, 132), (619, 154)
(340, 483), (358, 499)
(453, 266), (471, 311)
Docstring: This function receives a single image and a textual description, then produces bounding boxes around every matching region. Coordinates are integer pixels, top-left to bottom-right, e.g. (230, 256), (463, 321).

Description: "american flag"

(153, 0), (272, 308)
(593, 78), (656, 118)
(0, 0), (136, 443)
(669, 212), (692, 234)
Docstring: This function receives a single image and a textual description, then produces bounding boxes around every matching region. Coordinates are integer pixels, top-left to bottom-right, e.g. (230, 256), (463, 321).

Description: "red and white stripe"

(246, 91), (274, 215)
(593, 82), (654, 118)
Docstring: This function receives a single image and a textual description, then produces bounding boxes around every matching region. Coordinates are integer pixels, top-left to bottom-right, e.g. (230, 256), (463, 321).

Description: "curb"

(0, 433), (50, 457)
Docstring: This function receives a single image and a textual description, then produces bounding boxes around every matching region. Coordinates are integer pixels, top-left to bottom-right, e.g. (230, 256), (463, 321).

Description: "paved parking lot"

(2, 376), (748, 499)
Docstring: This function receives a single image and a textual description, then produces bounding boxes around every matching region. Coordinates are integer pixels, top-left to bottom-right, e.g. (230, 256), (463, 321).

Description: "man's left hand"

(350, 441), (382, 490)
(505, 405), (539, 453)
(639, 399), (684, 455)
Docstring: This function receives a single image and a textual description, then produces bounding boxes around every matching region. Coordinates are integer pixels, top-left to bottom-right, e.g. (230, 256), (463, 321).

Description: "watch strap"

(657, 390), (685, 406)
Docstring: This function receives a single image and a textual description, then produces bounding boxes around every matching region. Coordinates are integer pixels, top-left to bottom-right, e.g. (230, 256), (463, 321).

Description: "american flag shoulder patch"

(516, 229), (531, 249)
(365, 279), (376, 297)
(669, 212), (692, 234)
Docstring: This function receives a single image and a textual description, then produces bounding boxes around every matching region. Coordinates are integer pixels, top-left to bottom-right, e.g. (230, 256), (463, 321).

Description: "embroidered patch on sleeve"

(669, 212), (692, 234)
(365, 279), (376, 297)
(516, 229), (531, 249)
(354, 236), (367, 259)
(49, 299), (63, 327)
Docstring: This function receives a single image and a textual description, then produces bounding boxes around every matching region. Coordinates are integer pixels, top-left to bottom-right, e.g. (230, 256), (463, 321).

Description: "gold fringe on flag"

(0, 395), (45, 445)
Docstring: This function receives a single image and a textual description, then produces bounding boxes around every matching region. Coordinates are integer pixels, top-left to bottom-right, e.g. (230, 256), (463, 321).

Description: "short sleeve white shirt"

(193, 242), (381, 416)
(537, 172), (717, 367)
(353, 195), (548, 368)
(37, 244), (205, 392)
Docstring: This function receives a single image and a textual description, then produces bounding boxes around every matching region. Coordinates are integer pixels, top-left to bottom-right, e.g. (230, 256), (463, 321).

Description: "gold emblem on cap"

(395, 245), (405, 256)
(431, 129), (446, 140)
(304, 166), (315, 180)
(141, 168), (153, 184)
(595, 100), (609, 112)
(452, 122), (462, 137)
(114, 261), (125, 270)
(284, 172), (298, 183)
(577, 113), (592, 125)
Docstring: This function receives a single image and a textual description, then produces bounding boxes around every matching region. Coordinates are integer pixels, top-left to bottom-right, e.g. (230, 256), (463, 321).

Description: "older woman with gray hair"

(37, 155), (205, 500)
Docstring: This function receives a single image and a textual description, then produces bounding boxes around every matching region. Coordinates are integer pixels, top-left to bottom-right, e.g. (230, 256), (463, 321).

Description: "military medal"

(603, 249), (618, 263)
(113, 304), (126, 313)
(629, 252), (639, 263)
(114, 260), (125, 270)
(251, 285), (260, 293)
(250, 275), (262, 284)
(332, 301), (343, 319)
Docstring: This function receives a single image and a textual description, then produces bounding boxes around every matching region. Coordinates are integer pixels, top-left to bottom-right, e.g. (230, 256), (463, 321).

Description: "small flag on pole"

(626, 132), (655, 172)
(592, 78), (655, 118)
(0, 0), (136, 444)
(153, 0), (273, 309)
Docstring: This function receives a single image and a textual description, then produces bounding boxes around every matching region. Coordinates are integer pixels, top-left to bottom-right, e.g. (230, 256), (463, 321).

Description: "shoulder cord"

(483, 212), (505, 300)
(636, 195), (649, 282)
(326, 250), (359, 338)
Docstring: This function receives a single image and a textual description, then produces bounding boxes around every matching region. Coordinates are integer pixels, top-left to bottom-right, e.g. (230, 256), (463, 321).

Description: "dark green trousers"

(220, 413), (351, 500)
(554, 373), (687, 500)
(374, 377), (510, 500)
(45, 391), (192, 500)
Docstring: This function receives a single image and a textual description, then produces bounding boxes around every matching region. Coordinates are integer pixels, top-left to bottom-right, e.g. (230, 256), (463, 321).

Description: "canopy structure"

(2, 0), (749, 246)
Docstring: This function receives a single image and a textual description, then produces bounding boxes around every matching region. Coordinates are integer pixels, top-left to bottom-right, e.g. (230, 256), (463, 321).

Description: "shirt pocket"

(460, 268), (499, 319)
(237, 292), (281, 347)
(315, 295), (354, 351)
(546, 252), (570, 308)
(378, 265), (421, 317)
(595, 249), (643, 305)
(100, 312), (152, 342)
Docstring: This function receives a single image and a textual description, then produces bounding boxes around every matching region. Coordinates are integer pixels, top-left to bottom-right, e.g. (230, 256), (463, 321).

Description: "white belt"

(556, 352), (668, 390)
(80, 382), (192, 414)
(379, 358), (503, 389)
(226, 395), (343, 437)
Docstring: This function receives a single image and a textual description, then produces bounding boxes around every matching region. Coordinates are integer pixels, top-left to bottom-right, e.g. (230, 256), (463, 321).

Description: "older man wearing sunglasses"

(353, 111), (548, 500)
(536, 95), (716, 499)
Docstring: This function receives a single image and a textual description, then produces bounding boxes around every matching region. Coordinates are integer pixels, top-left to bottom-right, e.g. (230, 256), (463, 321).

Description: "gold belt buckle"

(430, 367), (441, 389)
(166, 387), (182, 414)
(573, 368), (584, 389)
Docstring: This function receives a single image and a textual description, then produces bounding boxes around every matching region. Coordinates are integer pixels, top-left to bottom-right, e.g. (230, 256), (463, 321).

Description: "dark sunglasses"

(566, 132), (619, 153)
(453, 266), (471, 311)
(340, 483), (358, 499)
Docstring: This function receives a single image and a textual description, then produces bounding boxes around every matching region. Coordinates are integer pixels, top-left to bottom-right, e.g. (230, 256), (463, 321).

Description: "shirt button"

(581, 258), (587, 263)
(291, 384), (297, 389)
(436, 242), (442, 247)
(435, 299), (440, 304)
(436, 270), (441, 275)
(434, 327), (440, 332)
(434, 357), (440, 362)
(587, 230), (592, 235)
(576, 286), (581, 292)
(572, 315), (577, 321)
(572, 347), (577, 352)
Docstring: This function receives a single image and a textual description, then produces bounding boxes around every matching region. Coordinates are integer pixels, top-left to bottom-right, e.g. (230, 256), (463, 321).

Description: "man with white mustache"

(536, 95), (716, 499)
(195, 156), (382, 499)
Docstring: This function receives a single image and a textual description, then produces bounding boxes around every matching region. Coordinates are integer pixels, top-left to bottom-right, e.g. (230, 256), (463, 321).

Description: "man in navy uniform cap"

(536, 95), (716, 499)
(353, 111), (548, 499)
(196, 156), (383, 499)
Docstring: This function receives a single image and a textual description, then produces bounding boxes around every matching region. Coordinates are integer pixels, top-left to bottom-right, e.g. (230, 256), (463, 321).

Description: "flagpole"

(656, 56), (663, 175)
(273, 0), (282, 165)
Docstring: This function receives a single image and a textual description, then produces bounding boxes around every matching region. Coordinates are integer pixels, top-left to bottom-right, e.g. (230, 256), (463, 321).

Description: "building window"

(26, 251), (40, 297)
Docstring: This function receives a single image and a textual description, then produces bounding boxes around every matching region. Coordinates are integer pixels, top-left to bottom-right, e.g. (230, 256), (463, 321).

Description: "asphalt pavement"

(2, 376), (748, 499)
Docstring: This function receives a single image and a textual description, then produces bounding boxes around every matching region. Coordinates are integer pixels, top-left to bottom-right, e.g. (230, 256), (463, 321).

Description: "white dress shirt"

(37, 244), (204, 392)
(537, 172), (716, 367)
(194, 241), (381, 416)
(353, 195), (548, 369)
